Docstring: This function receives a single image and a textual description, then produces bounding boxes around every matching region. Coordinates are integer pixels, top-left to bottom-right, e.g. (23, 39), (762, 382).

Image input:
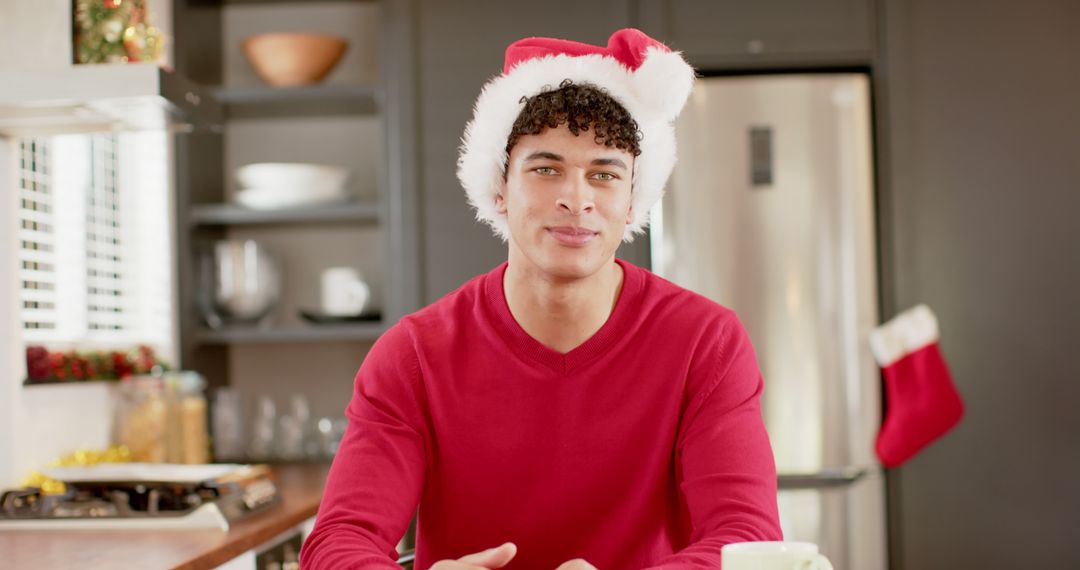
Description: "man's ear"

(625, 202), (634, 224)
(495, 179), (508, 215)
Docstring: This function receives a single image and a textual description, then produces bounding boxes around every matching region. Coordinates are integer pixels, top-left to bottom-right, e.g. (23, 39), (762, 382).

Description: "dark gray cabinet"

(636, 0), (875, 69)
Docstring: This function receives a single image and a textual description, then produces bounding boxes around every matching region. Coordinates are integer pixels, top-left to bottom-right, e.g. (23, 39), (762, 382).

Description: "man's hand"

(555, 559), (598, 570)
(430, 542), (518, 569)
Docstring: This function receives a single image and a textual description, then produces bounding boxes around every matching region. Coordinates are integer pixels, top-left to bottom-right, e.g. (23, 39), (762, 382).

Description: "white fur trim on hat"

(457, 47), (694, 242)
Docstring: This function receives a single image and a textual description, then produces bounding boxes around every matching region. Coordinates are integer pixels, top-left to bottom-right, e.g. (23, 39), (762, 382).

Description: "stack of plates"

(234, 163), (351, 210)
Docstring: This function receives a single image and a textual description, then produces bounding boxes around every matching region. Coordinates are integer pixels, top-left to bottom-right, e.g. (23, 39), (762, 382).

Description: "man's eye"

(594, 172), (617, 181)
(534, 167), (558, 175)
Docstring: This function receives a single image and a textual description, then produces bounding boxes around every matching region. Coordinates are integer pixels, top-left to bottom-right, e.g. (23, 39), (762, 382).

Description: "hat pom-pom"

(633, 46), (695, 122)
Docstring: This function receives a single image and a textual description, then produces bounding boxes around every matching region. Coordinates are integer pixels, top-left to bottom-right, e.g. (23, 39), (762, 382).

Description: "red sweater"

(301, 259), (782, 569)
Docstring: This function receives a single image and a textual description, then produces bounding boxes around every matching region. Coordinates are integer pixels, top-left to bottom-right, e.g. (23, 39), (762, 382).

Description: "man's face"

(497, 123), (634, 281)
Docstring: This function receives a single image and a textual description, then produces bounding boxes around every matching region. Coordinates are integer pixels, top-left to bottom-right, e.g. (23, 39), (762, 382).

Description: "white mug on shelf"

(320, 266), (370, 316)
(721, 541), (833, 570)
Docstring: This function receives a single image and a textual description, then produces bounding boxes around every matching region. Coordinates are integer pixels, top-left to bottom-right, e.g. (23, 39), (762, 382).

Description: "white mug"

(320, 267), (370, 316)
(721, 541), (833, 570)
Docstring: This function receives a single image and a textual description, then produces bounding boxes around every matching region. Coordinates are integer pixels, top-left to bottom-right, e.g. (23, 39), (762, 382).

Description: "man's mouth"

(547, 226), (599, 247)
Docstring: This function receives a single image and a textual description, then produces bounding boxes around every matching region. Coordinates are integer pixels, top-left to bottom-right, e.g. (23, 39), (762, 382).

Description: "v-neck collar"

(484, 258), (644, 375)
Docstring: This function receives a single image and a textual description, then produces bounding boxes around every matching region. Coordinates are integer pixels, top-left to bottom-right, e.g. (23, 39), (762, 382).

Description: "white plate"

(236, 162), (349, 194)
(235, 186), (350, 209)
(42, 462), (250, 484)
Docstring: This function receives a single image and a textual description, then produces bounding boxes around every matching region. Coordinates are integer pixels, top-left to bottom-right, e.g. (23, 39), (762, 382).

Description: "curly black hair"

(505, 79), (643, 166)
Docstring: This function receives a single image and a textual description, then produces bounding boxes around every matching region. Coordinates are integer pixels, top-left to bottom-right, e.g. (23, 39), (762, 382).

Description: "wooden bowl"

(242, 32), (349, 87)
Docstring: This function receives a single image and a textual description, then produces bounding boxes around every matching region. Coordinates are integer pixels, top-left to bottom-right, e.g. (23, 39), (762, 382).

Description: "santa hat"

(457, 28), (696, 242)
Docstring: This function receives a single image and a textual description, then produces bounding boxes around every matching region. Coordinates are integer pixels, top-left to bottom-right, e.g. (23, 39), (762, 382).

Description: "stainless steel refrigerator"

(650, 73), (887, 570)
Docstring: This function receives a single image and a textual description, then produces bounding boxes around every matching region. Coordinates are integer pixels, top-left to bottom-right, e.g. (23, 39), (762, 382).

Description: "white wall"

(0, 0), (71, 70)
(0, 0), (173, 71)
(0, 135), (19, 486)
(13, 384), (115, 484)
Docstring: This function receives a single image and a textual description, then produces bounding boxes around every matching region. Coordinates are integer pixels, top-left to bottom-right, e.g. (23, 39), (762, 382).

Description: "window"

(18, 139), (55, 332)
(14, 132), (175, 363)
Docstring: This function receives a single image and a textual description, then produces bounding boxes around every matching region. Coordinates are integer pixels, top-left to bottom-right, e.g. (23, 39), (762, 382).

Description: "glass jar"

(113, 375), (168, 462)
(249, 395), (277, 461)
(165, 371), (209, 464)
(211, 387), (246, 462)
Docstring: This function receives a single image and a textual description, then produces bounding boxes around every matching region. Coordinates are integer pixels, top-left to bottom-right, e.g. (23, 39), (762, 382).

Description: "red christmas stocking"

(869, 305), (965, 467)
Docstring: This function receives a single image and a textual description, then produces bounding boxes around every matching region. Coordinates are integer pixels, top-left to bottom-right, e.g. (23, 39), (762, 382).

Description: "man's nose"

(556, 174), (595, 215)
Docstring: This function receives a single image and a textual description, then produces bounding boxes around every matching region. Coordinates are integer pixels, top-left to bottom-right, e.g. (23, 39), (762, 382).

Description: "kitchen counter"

(0, 463), (330, 570)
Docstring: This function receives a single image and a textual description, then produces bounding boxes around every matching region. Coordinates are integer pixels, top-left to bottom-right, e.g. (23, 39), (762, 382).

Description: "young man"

(301, 29), (783, 570)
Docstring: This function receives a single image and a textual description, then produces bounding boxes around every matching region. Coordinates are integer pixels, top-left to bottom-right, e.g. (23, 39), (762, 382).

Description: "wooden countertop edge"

(171, 463), (329, 570)
(170, 501), (320, 570)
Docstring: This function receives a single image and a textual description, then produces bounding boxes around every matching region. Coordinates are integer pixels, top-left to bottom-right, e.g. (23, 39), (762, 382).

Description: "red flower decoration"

(25, 346), (51, 381)
(24, 344), (166, 384)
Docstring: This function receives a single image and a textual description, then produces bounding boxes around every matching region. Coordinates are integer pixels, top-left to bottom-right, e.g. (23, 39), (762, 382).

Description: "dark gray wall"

(415, 0), (639, 303)
(637, 0), (874, 68)
(879, 0), (1080, 568)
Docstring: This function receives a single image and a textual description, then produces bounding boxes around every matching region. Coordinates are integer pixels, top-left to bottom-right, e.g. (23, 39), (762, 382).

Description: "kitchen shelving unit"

(188, 202), (381, 226)
(171, 0), (420, 404)
(212, 82), (381, 118)
(196, 321), (386, 344)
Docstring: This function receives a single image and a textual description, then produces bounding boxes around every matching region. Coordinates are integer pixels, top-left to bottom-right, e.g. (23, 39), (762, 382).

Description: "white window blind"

(15, 132), (175, 363)
(17, 139), (57, 333)
(86, 135), (124, 333)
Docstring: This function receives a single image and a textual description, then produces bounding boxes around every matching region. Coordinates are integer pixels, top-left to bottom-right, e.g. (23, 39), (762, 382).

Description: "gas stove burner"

(0, 465), (281, 530)
(54, 498), (118, 518)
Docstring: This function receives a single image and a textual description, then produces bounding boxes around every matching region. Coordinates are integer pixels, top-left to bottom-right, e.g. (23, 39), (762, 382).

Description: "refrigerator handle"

(777, 466), (875, 490)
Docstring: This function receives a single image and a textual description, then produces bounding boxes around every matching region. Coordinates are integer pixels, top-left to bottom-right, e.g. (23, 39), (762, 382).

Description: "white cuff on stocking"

(869, 304), (940, 367)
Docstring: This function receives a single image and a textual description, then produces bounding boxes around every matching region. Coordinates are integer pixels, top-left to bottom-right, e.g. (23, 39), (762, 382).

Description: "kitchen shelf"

(196, 321), (386, 344)
(189, 201), (380, 226)
(0, 63), (223, 137)
(212, 82), (381, 119)
(188, 0), (369, 5)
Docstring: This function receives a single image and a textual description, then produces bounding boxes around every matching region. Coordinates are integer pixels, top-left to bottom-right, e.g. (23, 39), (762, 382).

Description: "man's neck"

(503, 253), (624, 355)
